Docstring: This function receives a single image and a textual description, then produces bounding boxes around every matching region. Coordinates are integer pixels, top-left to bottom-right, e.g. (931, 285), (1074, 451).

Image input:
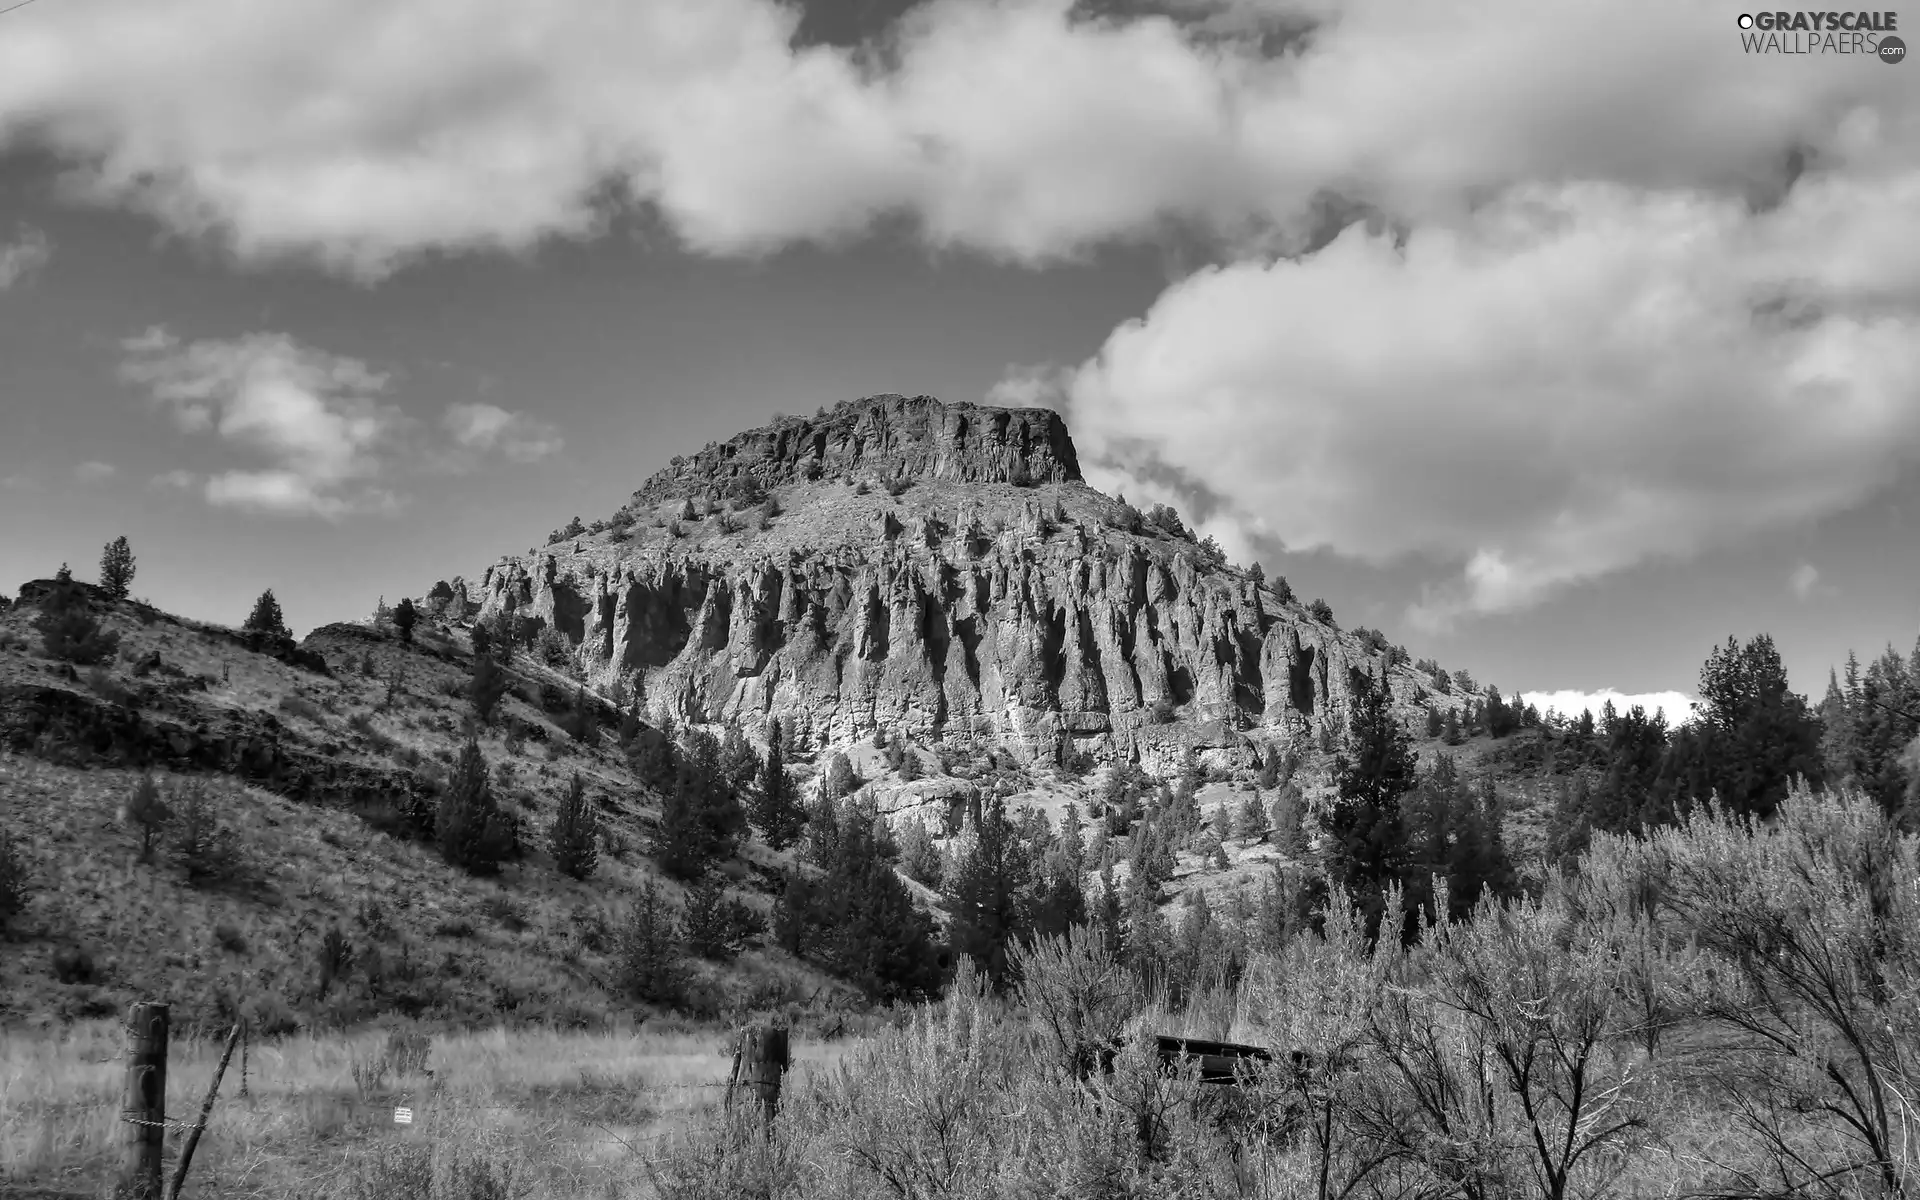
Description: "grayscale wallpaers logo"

(1737, 10), (1904, 58)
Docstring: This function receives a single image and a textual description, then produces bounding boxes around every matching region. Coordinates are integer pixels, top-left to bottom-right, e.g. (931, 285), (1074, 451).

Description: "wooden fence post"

(238, 1020), (249, 1099)
(165, 1022), (242, 1200)
(120, 1001), (169, 1200)
(725, 1023), (789, 1121)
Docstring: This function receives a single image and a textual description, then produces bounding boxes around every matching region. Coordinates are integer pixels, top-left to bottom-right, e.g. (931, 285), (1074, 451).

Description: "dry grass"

(0, 1017), (859, 1199)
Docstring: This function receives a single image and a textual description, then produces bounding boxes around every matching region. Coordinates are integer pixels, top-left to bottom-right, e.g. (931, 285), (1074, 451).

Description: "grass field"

(1, 1017), (862, 1199)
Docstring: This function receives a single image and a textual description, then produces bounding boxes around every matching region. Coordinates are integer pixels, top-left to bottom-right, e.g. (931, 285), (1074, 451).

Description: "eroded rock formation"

(452, 395), (1451, 773)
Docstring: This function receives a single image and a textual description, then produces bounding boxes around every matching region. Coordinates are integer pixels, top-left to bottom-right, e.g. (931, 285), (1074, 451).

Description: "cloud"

(118, 327), (408, 518)
(0, 0), (1907, 278)
(1059, 157), (1920, 629)
(1520, 689), (1700, 727)
(150, 469), (197, 489)
(442, 402), (564, 464)
(0, 473), (38, 492)
(73, 460), (116, 482)
(0, 224), (52, 287)
(1790, 561), (1839, 601)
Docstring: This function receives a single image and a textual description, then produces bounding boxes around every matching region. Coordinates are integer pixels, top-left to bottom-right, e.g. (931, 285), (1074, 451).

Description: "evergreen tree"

(243, 589), (289, 641)
(1695, 634), (1825, 818)
(1819, 666), (1858, 790)
(1234, 790), (1267, 842)
(750, 718), (805, 849)
(1546, 772), (1595, 865)
(470, 621), (492, 660)
(33, 569), (120, 665)
(896, 814), (943, 886)
(719, 723), (759, 795)
(947, 793), (1030, 991)
(1442, 707), (1463, 746)
(126, 771), (171, 863)
(1326, 671), (1418, 943)
(1425, 705), (1442, 738)
(822, 815), (944, 1002)
(678, 874), (758, 961)
(617, 878), (687, 1006)
(1591, 704), (1671, 834)
(548, 772), (600, 880)
(392, 597), (417, 645)
(468, 646), (510, 726)
(98, 536), (135, 601)
(437, 739), (515, 875)
(1269, 784), (1307, 858)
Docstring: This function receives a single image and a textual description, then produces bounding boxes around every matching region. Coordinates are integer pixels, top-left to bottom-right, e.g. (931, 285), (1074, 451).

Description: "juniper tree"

(437, 738), (514, 875)
(1235, 789), (1268, 842)
(0, 829), (29, 930)
(98, 536), (135, 601)
(243, 589), (289, 640)
(126, 771), (170, 863)
(1326, 670), (1418, 943)
(750, 718), (805, 849)
(549, 772), (600, 880)
(617, 878), (687, 1006)
(33, 569), (119, 665)
(392, 597), (417, 645)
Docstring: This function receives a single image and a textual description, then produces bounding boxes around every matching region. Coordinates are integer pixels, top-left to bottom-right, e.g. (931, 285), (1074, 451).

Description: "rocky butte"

(434, 394), (1452, 775)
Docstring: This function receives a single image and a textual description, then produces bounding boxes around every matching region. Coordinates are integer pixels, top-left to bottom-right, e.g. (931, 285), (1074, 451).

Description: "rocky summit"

(436, 394), (1453, 774)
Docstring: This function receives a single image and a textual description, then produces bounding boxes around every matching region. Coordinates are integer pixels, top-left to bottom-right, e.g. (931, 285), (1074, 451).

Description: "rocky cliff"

(444, 394), (1455, 774)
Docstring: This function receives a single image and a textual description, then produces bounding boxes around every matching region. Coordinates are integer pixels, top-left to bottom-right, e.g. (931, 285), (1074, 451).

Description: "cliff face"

(450, 395), (1447, 773)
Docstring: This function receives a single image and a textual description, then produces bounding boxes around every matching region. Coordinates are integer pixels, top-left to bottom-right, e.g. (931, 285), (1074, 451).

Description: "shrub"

(51, 945), (97, 984)
(536, 626), (571, 668)
(277, 692), (324, 722)
(469, 650), (511, 725)
(1308, 598), (1335, 625)
(125, 771), (170, 862)
(392, 597), (417, 645)
(172, 781), (245, 886)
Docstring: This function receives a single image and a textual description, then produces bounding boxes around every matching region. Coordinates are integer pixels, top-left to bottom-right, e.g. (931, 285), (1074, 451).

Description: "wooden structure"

(726, 1023), (791, 1119)
(121, 1002), (169, 1199)
(1093, 1033), (1276, 1086)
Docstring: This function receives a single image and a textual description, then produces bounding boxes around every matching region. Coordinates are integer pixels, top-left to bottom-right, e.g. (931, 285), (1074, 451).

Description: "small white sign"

(393, 1107), (413, 1125)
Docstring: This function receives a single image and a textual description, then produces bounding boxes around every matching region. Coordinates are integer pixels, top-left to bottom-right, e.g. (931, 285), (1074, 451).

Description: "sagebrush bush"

(0, 829), (30, 929)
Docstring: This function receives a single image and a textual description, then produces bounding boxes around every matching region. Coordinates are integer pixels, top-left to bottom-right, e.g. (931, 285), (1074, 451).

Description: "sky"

(2, 0), (1917, 723)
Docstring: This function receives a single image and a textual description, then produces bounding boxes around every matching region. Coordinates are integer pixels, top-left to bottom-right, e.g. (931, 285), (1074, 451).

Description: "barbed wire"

(0, 0), (47, 16)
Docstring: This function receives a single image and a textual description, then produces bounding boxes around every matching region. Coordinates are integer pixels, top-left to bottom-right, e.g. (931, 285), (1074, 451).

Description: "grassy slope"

(0, 597), (858, 1042)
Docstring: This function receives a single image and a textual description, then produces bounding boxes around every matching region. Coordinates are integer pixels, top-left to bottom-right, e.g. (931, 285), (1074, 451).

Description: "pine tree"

(821, 815), (944, 1002)
(1234, 790), (1267, 842)
(947, 794), (1030, 991)
(617, 878), (687, 1006)
(243, 589), (289, 641)
(679, 874), (741, 960)
(1442, 708), (1463, 746)
(1425, 705), (1442, 738)
(469, 647), (510, 726)
(1696, 633), (1825, 818)
(125, 771), (171, 863)
(33, 569), (120, 665)
(751, 719), (805, 849)
(437, 739), (514, 875)
(548, 772), (600, 880)
(392, 597), (417, 645)
(719, 723), (759, 795)
(1326, 671), (1418, 944)
(98, 536), (135, 601)
(1269, 785), (1307, 859)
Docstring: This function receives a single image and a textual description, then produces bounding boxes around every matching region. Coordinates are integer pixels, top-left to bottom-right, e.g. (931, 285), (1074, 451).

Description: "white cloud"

(118, 328), (407, 518)
(0, 224), (52, 287)
(150, 469), (197, 489)
(1790, 561), (1839, 601)
(0, 0), (1908, 277)
(73, 460), (116, 482)
(1521, 689), (1700, 727)
(1060, 160), (1920, 629)
(442, 402), (564, 464)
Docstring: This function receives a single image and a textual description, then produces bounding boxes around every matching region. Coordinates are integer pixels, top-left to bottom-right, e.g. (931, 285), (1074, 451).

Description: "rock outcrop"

(450, 395), (1455, 774)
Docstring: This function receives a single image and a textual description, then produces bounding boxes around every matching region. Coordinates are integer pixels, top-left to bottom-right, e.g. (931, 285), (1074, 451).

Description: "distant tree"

(896, 814), (943, 887)
(947, 794), (1031, 991)
(1234, 790), (1268, 842)
(33, 570), (120, 665)
(678, 874), (759, 961)
(0, 829), (30, 930)
(1451, 668), (1476, 695)
(1326, 671), (1418, 943)
(392, 597), (417, 645)
(468, 648), (510, 726)
(1308, 598), (1335, 625)
(1441, 707), (1463, 746)
(1270, 574), (1295, 604)
(1425, 705), (1443, 738)
(437, 738), (515, 875)
(750, 718), (805, 850)
(617, 878), (687, 1006)
(548, 772), (600, 880)
(171, 780), (245, 886)
(243, 589), (289, 642)
(822, 752), (857, 802)
(98, 536), (135, 601)
(565, 684), (600, 747)
(126, 771), (171, 863)
(719, 723), (759, 796)
(1695, 633), (1825, 819)
(1269, 785), (1308, 859)
(469, 621), (492, 660)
